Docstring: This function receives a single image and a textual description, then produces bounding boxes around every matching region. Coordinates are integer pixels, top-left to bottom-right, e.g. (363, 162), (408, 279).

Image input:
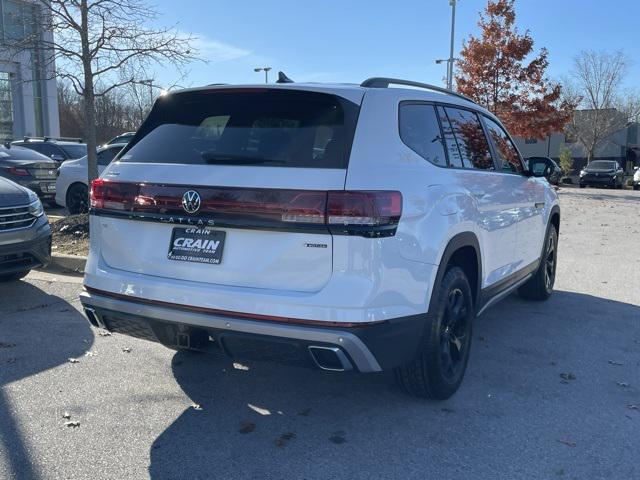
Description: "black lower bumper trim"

(81, 301), (428, 372)
(0, 234), (51, 274)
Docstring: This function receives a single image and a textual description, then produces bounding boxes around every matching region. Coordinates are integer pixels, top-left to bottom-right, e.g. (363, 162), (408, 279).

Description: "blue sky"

(151, 0), (640, 89)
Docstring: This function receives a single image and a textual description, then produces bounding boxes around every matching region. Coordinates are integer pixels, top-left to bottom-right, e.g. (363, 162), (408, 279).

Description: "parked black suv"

(579, 160), (624, 188)
(0, 145), (59, 204)
(0, 177), (51, 281)
(12, 137), (88, 162)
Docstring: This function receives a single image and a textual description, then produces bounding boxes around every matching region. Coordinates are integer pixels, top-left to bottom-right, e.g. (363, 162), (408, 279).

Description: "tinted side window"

(436, 106), (464, 168)
(31, 143), (62, 158)
(399, 104), (447, 166)
(97, 147), (120, 166)
(444, 107), (494, 170)
(483, 117), (524, 174)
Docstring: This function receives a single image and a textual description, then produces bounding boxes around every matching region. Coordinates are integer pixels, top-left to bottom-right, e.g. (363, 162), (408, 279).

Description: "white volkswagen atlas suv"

(80, 77), (560, 399)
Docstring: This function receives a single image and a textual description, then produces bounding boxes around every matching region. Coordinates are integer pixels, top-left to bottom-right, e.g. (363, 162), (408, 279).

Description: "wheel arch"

(428, 232), (482, 314)
(549, 205), (560, 235)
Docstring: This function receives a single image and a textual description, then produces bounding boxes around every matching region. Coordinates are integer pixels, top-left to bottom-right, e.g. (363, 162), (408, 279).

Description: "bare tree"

(5, 0), (198, 183)
(565, 50), (640, 162)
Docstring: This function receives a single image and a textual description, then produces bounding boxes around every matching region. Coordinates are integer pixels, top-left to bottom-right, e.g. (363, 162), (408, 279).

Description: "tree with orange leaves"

(455, 0), (574, 139)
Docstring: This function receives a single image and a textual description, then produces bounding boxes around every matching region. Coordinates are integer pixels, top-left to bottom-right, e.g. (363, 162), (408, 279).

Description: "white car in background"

(55, 143), (126, 214)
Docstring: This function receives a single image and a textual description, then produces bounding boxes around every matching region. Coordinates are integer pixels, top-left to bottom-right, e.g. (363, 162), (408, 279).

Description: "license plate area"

(168, 227), (226, 265)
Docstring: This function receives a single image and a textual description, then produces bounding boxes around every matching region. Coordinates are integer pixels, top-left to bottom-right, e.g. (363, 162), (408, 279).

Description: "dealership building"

(0, 0), (59, 142)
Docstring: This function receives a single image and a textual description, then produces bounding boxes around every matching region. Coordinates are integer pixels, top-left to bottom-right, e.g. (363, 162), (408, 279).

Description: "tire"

(518, 225), (558, 301)
(395, 266), (474, 400)
(66, 183), (89, 215)
(0, 270), (30, 282)
(634, 185), (639, 191)
(47, 200), (59, 208)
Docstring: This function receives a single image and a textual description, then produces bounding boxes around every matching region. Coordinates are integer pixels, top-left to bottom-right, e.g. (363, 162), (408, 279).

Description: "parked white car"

(79, 78), (560, 399)
(55, 143), (126, 214)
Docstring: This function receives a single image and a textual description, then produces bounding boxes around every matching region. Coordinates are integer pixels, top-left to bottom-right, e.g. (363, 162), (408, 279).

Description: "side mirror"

(527, 157), (553, 178)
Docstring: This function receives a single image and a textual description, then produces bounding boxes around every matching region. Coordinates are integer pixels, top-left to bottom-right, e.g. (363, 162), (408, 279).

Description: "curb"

(40, 253), (87, 275)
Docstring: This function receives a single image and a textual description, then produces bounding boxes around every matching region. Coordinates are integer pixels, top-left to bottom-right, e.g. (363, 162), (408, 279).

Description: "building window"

(0, 71), (13, 141)
(525, 138), (537, 144)
(0, 0), (37, 43)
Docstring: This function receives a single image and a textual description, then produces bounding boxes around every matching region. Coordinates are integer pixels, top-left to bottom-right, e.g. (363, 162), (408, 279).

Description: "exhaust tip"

(308, 346), (352, 372)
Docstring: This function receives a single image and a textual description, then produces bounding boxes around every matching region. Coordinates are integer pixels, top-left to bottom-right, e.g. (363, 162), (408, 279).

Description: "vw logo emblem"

(182, 190), (201, 214)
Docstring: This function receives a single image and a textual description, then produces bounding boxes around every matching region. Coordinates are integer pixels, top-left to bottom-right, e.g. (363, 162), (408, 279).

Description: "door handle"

(534, 202), (545, 209)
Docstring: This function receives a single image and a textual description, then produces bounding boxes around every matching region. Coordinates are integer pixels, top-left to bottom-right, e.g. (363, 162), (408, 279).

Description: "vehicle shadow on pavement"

(0, 280), (92, 480)
(149, 290), (640, 480)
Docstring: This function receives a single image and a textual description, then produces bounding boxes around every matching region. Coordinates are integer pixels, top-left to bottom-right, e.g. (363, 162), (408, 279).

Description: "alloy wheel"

(440, 288), (470, 381)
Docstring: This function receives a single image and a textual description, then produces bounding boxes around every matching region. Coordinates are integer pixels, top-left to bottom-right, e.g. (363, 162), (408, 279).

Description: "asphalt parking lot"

(1, 187), (639, 480)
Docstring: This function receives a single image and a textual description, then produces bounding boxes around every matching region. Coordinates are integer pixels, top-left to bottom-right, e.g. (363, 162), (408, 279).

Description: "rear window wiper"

(201, 152), (287, 165)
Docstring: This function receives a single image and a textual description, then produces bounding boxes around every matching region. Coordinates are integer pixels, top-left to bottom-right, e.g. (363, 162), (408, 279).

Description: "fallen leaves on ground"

(122, 347), (132, 353)
(617, 382), (630, 388)
(191, 403), (203, 411)
(239, 421), (255, 434)
(65, 421), (80, 428)
(558, 439), (576, 447)
(68, 358), (79, 364)
(275, 432), (296, 448)
(560, 372), (576, 383)
(608, 360), (624, 366)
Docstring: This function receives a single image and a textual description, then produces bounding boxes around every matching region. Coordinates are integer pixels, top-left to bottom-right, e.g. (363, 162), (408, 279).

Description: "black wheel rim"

(68, 186), (88, 214)
(544, 234), (556, 291)
(440, 288), (470, 381)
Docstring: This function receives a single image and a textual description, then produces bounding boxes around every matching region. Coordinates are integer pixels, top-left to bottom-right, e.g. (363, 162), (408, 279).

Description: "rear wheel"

(518, 225), (558, 301)
(0, 270), (30, 282)
(66, 183), (88, 215)
(395, 266), (474, 400)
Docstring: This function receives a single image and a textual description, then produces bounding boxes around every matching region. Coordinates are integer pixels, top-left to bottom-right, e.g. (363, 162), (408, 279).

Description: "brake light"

(327, 191), (402, 236)
(89, 181), (402, 237)
(5, 167), (29, 176)
(90, 179), (139, 211)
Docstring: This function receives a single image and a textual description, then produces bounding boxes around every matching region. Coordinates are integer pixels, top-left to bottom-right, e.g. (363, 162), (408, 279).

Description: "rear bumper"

(79, 289), (427, 372)
(9, 178), (56, 200)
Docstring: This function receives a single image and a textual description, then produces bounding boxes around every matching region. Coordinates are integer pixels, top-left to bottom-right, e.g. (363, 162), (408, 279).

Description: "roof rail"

(360, 77), (478, 105)
(21, 136), (84, 143)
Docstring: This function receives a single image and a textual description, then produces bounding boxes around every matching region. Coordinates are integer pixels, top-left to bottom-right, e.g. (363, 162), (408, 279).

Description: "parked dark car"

(12, 137), (88, 162)
(579, 160), (624, 189)
(106, 132), (135, 146)
(0, 177), (51, 282)
(0, 145), (59, 205)
(528, 156), (562, 185)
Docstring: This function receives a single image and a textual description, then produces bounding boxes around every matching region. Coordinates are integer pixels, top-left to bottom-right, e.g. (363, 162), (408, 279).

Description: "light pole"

(447, 0), (458, 91)
(137, 79), (154, 107)
(435, 58), (458, 89)
(254, 67), (272, 84)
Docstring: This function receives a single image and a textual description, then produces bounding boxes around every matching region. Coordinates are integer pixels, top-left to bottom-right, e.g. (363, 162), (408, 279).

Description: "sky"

(149, 0), (640, 90)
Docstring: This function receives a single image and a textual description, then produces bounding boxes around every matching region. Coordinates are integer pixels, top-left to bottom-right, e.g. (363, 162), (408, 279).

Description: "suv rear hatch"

(93, 87), (367, 293)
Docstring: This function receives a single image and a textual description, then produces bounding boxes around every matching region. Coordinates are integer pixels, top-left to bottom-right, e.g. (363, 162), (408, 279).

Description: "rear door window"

(444, 107), (495, 170)
(483, 117), (525, 174)
(121, 90), (360, 169)
(436, 106), (464, 168)
(399, 103), (447, 166)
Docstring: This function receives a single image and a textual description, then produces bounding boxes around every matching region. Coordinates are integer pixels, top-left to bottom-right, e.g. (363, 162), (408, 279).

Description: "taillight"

(5, 167), (29, 176)
(90, 181), (402, 238)
(90, 179), (139, 211)
(327, 191), (402, 237)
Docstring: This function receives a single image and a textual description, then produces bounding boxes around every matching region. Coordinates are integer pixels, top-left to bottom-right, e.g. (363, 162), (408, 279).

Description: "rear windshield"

(0, 146), (50, 161)
(119, 89), (360, 168)
(60, 144), (88, 159)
